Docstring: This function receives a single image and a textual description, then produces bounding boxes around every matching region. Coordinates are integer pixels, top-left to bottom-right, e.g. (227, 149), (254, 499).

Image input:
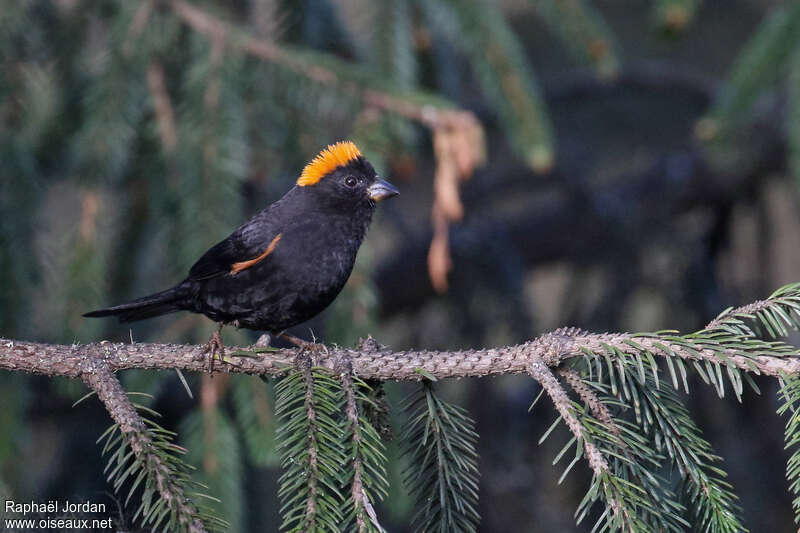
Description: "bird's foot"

(301, 342), (329, 367)
(203, 326), (225, 372)
(279, 332), (312, 349)
(279, 332), (328, 360)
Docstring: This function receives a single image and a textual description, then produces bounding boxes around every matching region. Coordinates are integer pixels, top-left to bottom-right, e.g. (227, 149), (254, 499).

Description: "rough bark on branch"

(2, 327), (798, 382)
(82, 360), (208, 533)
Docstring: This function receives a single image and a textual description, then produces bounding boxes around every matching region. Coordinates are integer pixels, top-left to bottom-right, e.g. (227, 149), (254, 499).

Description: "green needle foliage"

(665, 390), (745, 533)
(531, 0), (620, 78)
(341, 376), (390, 532)
(585, 407), (687, 532)
(779, 377), (800, 524)
(69, 46), (148, 187)
(9, 1), (800, 530)
(422, 0), (555, 171)
(541, 384), (687, 532)
(173, 34), (248, 275)
(707, 283), (800, 340)
(530, 283), (800, 531)
(702, 3), (800, 136)
(274, 367), (390, 532)
(582, 372), (745, 532)
(775, 282), (800, 523)
(98, 395), (227, 533)
(275, 368), (348, 532)
(372, 0), (417, 90)
(699, 3), (800, 179)
(400, 382), (480, 533)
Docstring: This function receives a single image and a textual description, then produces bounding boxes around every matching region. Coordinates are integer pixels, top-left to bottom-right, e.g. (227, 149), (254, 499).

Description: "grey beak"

(367, 178), (399, 202)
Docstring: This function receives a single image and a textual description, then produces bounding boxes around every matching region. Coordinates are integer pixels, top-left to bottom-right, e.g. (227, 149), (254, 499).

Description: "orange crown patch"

(297, 141), (362, 187)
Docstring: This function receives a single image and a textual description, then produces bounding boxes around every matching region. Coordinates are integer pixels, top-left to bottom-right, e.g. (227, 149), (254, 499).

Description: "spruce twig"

(342, 369), (370, 532)
(275, 356), (346, 532)
(778, 376), (800, 524)
(559, 368), (621, 437)
(339, 360), (387, 532)
(168, 0), (473, 131)
(529, 361), (627, 523)
(82, 360), (222, 533)
(401, 381), (480, 532)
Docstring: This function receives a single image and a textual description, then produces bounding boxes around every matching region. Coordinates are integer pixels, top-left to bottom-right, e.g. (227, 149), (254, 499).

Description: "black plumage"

(84, 142), (398, 337)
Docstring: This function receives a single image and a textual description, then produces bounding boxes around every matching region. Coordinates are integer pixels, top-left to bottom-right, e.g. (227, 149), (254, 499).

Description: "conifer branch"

(301, 357), (321, 527)
(341, 369), (369, 532)
(168, 0), (470, 130)
(275, 356), (346, 532)
(422, 0), (553, 170)
(697, 2), (800, 141)
(558, 368), (621, 437)
(531, 0), (620, 78)
(645, 379), (745, 532)
(778, 377), (800, 524)
(540, 365), (688, 531)
(3, 326), (797, 381)
(1, 284), (799, 532)
(528, 361), (616, 503)
(339, 361), (387, 532)
(169, 0), (488, 293)
(400, 381), (480, 532)
(705, 299), (772, 331)
(81, 360), (211, 533)
(572, 364), (746, 531)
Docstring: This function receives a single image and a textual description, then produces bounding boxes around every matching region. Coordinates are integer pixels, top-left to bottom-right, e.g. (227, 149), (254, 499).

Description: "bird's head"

(296, 141), (399, 209)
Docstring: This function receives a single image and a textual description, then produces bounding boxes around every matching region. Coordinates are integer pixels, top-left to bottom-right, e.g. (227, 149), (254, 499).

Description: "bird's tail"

(83, 285), (188, 323)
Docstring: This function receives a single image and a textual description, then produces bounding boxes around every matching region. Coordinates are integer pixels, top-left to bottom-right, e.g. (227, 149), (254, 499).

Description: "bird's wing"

(187, 215), (282, 281)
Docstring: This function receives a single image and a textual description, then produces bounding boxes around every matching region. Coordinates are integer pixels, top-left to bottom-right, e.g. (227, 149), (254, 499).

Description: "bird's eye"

(344, 176), (357, 187)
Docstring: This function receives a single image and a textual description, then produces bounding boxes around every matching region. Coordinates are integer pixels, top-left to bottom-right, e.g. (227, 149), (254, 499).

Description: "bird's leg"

(204, 323), (226, 372)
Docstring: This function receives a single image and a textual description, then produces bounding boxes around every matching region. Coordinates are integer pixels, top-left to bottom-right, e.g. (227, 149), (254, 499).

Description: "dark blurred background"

(2, 0), (800, 531)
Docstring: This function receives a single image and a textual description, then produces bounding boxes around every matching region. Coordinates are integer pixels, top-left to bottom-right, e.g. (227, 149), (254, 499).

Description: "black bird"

(85, 141), (398, 354)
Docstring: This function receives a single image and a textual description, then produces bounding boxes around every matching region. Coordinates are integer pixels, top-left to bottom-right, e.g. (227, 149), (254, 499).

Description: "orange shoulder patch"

(230, 234), (282, 274)
(296, 141), (362, 187)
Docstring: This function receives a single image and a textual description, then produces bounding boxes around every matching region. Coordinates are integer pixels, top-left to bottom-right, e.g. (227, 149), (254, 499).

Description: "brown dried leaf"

(428, 207), (453, 294)
(433, 128), (463, 221)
